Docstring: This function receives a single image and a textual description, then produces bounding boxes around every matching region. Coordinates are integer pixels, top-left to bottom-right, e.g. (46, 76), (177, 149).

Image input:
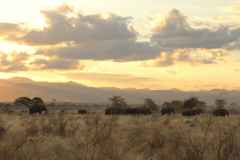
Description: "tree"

(215, 99), (227, 109)
(182, 97), (199, 110)
(63, 101), (71, 106)
(52, 98), (56, 104)
(51, 98), (56, 109)
(0, 103), (5, 107)
(195, 100), (207, 109)
(162, 102), (172, 108)
(13, 97), (33, 108)
(170, 100), (183, 112)
(32, 97), (44, 105)
(0, 103), (12, 112)
(230, 103), (237, 107)
(143, 98), (158, 112)
(108, 96), (129, 108)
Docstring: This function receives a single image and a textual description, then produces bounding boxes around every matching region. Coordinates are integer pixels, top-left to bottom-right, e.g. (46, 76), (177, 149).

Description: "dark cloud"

(0, 5), (235, 69)
(35, 40), (164, 61)
(3, 4), (137, 46)
(151, 9), (240, 49)
(0, 23), (24, 37)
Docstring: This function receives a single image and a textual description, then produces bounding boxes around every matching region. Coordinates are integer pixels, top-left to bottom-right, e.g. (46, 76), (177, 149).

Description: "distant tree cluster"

(108, 96), (159, 112)
(160, 97), (208, 112)
(11, 93), (231, 112)
(182, 97), (227, 110)
(13, 97), (44, 108)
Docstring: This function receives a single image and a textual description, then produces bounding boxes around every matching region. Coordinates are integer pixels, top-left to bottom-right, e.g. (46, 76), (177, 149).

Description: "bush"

(0, 118), (8, 139)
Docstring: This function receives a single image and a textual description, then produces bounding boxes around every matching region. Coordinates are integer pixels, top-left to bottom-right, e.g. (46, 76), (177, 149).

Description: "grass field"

(0, 110), (239, 160)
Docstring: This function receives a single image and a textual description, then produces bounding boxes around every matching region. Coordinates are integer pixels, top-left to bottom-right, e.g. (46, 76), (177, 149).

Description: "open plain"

(0, 109), (239, 160)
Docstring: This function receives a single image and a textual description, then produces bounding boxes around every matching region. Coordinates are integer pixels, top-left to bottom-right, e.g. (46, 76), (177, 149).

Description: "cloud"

(140, 49), (230, 67)
(34, 40), (164, 61)
(0, 51), (29, 72)
(0, 50), (85, 72)
(151, 8), (240, 49)
(203, 49), (230, 61)
(191, 20), (209, 26)
(165, 68), (177, 74)
(153, 50), (215, 67)
(2, 3), (137, 46)
(202, 16), (240, 22)
(224, 41), (240, 50)
(0, 23), (20, 35)
(59, 72), (159, 88)
(0, 5), (236, 70)
(224, 5), (240, 12)
(0, 23), (26, 39)
(230, 68), (240, 72)
(30, 59), (85, 70)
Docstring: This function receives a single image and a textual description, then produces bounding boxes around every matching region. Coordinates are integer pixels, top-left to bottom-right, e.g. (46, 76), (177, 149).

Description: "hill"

(0, 77), (239, 106)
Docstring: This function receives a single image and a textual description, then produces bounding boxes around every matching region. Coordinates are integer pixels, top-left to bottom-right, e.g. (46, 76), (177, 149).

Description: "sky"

(0, 0), (240, 91)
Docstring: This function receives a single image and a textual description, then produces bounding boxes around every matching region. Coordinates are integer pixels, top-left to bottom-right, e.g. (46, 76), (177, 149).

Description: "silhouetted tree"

(32, 97), (44, 105)
(162, 102), (172, 108)
(51, 98), (56, 109)
(0, 103), (12, 112)
(108, 96), (129, 108)
(195, 100), (207, 109)
(182, 97), (199, 110)
(13, 97), (33, 108)
(230, 103), (237, 107)
(170, 100), (183, 112)
(215, 99), (227, 109)
(0, 103), (5, 107)
(143, 98), (158, 112)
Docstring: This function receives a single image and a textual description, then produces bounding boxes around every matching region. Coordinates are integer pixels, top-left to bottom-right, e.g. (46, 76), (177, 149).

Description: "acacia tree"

(182, 97), (199, 110)
(108, 96), (128, 108)
(50, 98), (57, 109)
(215, 99), (227, 109)
(143, 98), (158, 111)
(231, 103), (237, 107)
(195, 101), (207, 109)
(170, 100), (183, 112)
(32, 97), (44, 105)
(0, 103), (12, 112)
(13, 97), (33, 108)
(162, 102), (172, 108)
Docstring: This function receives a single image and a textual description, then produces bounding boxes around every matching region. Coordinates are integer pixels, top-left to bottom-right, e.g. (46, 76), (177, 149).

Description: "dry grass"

(0, 110), (239, 160)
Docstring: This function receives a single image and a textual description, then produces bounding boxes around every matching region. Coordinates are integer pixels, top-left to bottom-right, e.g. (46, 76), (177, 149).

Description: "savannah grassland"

(0, 110), (240, 160)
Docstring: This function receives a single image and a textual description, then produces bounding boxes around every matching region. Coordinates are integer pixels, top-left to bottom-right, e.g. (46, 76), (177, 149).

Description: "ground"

(0, 109), (239, 160)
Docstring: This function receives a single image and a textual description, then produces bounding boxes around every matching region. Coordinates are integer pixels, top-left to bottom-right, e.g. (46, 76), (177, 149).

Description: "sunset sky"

(0, 0), (240, 91)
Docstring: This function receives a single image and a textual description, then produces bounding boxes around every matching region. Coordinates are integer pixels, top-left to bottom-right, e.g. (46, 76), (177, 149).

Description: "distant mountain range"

(0, 77), (240, 106)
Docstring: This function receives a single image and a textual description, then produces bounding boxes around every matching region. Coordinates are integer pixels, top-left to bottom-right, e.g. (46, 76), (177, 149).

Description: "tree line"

(108, 96), (230, 112)
(0, 96), (232, 112)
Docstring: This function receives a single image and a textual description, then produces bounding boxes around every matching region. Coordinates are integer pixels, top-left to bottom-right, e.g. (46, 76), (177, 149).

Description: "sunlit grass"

(0, 110), (239, 160)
